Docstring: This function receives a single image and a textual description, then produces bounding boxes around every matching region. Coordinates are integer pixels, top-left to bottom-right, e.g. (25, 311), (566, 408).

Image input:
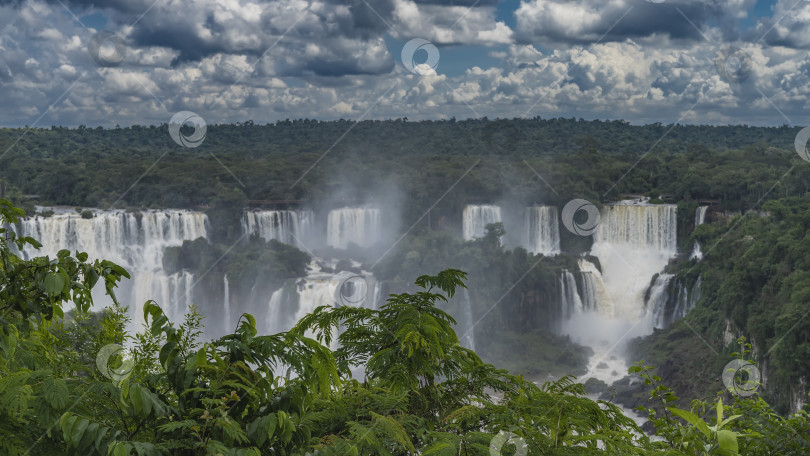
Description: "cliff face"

(624, 317), (807, 416)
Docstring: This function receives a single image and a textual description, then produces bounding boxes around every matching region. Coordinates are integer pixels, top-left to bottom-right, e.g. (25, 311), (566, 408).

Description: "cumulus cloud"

(752, 0), (810, 49)
(0, 0), (809, 128)
(514, 0), (757, 45)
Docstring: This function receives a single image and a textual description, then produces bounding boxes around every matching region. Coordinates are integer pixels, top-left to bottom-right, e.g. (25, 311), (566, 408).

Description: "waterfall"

(292, 268), (376, 350)
(559, 269), (583, 320)
(576, 259), (611, 316)
(326, 207), (382, 249)
(524, 206), (560, 255)
(672, 275), (701, 322)
(644, 274), (701, 329)
(593, 203), (677, 253)
(578, 270), (600, 313)
(266, 286), (289, 335)
(589, 203), (677, 321)
(462, 205), (501, 240)
(371, 281), (383, 310)
(691, 206), (709, 260)
(646, 274), (674, 328)
(223, 275), (231, 333)
(695, 206), (708, 226)
(560, 203), (678, 384)
(242, 210), (313, 247)
(457, 289), (476, 350)
(130, 270), (195, 330)
(15, 209), (209, 330)
(17, 209), (208, 268)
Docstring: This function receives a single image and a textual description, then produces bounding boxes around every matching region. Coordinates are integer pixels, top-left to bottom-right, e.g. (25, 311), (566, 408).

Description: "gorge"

(9, 199), (712, 399)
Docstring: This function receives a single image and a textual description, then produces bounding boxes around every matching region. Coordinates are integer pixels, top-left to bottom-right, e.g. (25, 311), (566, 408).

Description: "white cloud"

(0, 0), (809, 128)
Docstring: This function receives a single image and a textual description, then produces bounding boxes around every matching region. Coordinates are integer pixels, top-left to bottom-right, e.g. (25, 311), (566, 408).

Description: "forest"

(1, 197), (809, 455)
(1, 117), (810, 454)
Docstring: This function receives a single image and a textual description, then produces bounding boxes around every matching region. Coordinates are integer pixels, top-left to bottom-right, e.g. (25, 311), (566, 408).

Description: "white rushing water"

(456, 288), (476, 351)
(326, 207), (382, 249)
(265, 286), (290, 335)
(524, 206), (560, 256)
(272, 263), (379, 349)
(589, 203), (677, 320)
(462, 204), (502, 240)
(559, 202), (679, 384)
(223, 275), (231, 333)
(242, 210), (314, 248)
(690, 206), (709, 260)
(578, 262), (602, 313)
(646, 274), (702, 329)
(559, 269), (584, 321)
(646, 273), (674, 329)
(15, 209), (208, 330)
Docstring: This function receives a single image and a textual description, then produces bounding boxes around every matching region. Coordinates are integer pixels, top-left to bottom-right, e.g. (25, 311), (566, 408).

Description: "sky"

(1, 0), (809, 127)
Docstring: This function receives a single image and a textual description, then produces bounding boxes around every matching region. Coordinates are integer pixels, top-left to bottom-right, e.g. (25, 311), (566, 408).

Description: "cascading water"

(242, 210), (313, 248)
(645, 274), (702, 329)
(691, 206), (709, 260)
(457, 289), (476, 350)
(371, 281), (383, 310)
(326, 207), (382, 249)
(559, 202), (678, 384)
(559, 269), (583, 320)
(266, 284), (294, 335)
(695, 206), (708, 227)
(130, 270), (196, 329)
(576, 259), (612, 315)
(260, 261), (380, 339)
(462, 205), (501, 240)
(524, 206), (560, 255)
(646, 274), (674, 329)
(223, 275), (231, 333)
(15, 209), (208, 330)
(589, 203), (677, 319)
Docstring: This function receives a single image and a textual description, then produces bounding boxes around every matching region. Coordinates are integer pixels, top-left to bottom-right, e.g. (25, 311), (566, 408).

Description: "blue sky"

(1, 0), (809, 127)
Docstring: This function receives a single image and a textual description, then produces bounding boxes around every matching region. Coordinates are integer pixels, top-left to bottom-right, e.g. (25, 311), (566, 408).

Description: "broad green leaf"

(44, 272), (66, 296)
(70, 418), (89, 448)
(717, 429), (739, 455)
(716, 398), (724, 427)
(130, 384), (143, 416)
(668, 407), (711, 439)
(720, 414), (743, 429)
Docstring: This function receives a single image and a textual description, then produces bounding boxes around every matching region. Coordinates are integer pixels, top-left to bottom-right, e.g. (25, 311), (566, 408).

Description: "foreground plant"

(1, 199), (809, 455)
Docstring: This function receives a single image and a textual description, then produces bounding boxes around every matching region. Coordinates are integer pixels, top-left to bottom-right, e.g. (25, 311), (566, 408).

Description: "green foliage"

(2, 199), (810, 455)
(634, 197), (810, 415)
